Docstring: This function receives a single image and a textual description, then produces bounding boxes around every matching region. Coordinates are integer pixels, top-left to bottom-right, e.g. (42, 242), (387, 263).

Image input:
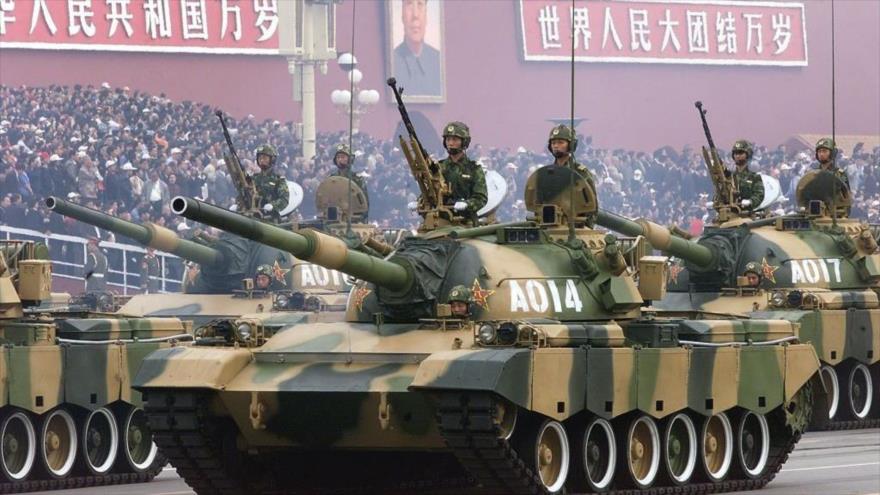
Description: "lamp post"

(330, 53), (380, 134)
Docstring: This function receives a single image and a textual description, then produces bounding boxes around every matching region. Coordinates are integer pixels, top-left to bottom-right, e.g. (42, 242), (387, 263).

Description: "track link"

(0, 457), (163, 494)
(436, 392), (802, 495)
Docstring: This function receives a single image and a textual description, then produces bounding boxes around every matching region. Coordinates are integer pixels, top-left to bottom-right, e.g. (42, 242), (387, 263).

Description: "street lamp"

(330, 53), (379, 134)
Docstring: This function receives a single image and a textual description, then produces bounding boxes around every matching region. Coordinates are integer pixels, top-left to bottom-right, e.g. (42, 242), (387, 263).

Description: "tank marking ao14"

(508, 279), (583, 313)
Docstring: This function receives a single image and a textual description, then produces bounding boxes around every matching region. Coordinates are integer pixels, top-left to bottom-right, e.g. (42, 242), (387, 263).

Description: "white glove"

(453, 201), (467, 212)
(407, 201), (418, 211)
(263, 203), (274, 212)
(740, 199), (752, 208)
(229, 204), (238, 212)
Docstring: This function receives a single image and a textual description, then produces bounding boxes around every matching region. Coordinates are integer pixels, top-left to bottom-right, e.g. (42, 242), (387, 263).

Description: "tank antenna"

(566, 0), (577, 243)
(345, 0), (357, 237)
(830, 0), (838, 226)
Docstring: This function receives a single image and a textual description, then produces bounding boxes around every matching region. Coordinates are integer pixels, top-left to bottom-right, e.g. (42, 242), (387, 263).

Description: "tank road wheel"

(493, 398), (518, 440)
(571, 416), (616, 493)
(118, 407), (159, 473)
(811, 365), (841, 428)
(660, 413), (698, 486)
(40, 408), (77, 479)
(845, 363), (874, 420)
(1, 411), (37, 482)
(699, 412), (734, 482)
(733, 411), (770, 479)
(81, 408), (119, 475)
(515, 418), (570, 494)
(617, 415), (660, 489)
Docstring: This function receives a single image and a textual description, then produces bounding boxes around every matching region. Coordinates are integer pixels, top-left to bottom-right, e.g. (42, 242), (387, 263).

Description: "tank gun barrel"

(596, 209), (716, 268)
(46, 196), (224, 267)
(172, 196), (411, 292)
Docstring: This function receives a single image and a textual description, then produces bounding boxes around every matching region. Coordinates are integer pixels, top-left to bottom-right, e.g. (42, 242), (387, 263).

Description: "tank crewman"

(438, 122), (487, 225)
(547, 124), (597, 225)
(447, 285), (472, 318)
(84, 235), (108, 292)
(254, 264), (284, 291)
(139, 247), (161, 293)
(730, 140), (765, 211)
(742, 261), (762, 288)
(330, 143), (370, 218)
(252, 144), (289, 218)
(815, 138), (850, 190)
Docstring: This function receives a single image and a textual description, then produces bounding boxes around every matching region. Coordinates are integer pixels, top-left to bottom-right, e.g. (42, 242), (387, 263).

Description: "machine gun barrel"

(172, 196), (411, 292)
(46, 196), (224, 267)
(596, 209), (716, 268)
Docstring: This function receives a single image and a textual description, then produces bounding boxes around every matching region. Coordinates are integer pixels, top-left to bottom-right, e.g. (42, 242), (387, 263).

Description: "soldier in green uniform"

(84, 235), (107, 292)
(447, 284), (472, 318)
(139, 247), (161, 293)
(546, 124), (597, 226)
(815, 137), (850, 190)
(254, 264), (285, 291)
(730, 140), (764, 212)
(252, 144), (289, 219)
(743, 261), (763, 288)
(438, 122), (487, 225)
(330, 144), (370, 217)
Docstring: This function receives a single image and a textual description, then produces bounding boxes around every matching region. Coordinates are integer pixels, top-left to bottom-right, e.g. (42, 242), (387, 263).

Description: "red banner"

(519, 0), (807, 66)
(0, 0), (280, 54)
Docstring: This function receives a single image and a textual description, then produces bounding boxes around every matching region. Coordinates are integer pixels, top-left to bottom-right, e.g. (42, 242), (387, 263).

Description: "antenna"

(830, 0), (838, 226)
(345, 0), (357, 237)
(567, 0), (577, 243)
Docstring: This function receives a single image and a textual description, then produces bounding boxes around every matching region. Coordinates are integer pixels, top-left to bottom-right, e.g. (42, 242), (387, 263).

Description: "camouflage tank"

(46, 196), (349, 325)
(0, 240), (192, 492)
(595, 170), (879, 430)
(131, 178), (819, 494)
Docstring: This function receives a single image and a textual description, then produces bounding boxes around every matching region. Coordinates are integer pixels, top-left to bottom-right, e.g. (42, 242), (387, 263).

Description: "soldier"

(730, 140), (765, 211)
(446, 285), (472, 318)
(546, 124), (597, 225)
(330, 144), (370, 217)
(815, 137), (850, 190)
(254, 264), (284, 291)
(83, 235), (107, 292)
(252, 144), (289, 218)
(139, 247), (160, 293)
(438, 122), (487, 225)
(743, 261), (762, 287)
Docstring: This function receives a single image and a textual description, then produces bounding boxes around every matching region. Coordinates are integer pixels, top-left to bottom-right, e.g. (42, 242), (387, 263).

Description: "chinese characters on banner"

(0, 0), (280, 54)
(519, 0), (807, 66)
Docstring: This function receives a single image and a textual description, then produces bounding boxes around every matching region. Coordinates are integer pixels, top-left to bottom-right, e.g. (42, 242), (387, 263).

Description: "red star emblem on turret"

(470, 279), (496, 310)
(668, 262), (684, 284)
(272, 260), (290, 286)
(761, 257), (779, 283)
(353, 285), (372, 312)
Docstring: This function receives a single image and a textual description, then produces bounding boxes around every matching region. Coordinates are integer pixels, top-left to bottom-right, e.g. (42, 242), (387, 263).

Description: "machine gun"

(216, 110), (261, 215)
(387, 78), (452, 229)
(694, 102), (739, 220)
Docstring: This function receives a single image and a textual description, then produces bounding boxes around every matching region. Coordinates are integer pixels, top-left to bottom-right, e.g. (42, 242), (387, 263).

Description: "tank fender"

(133, 346), (253, 390)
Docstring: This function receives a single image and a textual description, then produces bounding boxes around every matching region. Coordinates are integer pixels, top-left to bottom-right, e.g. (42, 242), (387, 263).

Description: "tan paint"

(531, 348), (584, 420)
(640, 348), (689, 419)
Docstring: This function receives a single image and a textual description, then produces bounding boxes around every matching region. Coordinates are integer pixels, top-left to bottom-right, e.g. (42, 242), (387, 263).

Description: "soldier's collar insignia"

(668, 262), (684, 284)
(272, 260), (290, 286)
(353, 285), (372, 312)
(761, 257), (779, 283)
(471, 279), (495, 310)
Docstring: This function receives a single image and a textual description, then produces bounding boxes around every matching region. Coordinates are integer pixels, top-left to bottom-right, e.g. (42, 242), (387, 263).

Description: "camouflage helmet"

(255, 264), (272, 277)
(447, 285), (472, 303)
(731, 139), (753, 160)
(743, 261), (762, 277)
(256, 144), (278, 166)
(333, 143), (353, 166)
(547, 124), (578, 154)
(815, 137), (837, 161)
(442, 121), (471, 150)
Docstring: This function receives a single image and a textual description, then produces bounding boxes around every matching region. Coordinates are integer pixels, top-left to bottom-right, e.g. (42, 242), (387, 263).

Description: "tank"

(45, 197), (349, 325)
(0, 239), (192, 492)
(595, 170), (880, 430)
(132, 182), (820, 494)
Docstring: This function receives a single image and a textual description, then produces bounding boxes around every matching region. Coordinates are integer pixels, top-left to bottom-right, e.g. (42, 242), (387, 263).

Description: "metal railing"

(0, 225), (183, 294)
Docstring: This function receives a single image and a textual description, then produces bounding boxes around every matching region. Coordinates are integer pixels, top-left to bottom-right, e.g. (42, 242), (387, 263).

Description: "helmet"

(256, 144), (278, 166)
(815, 137), (837, 161)
(333, 143), (353, 166)
(731, 140), (753, 160)
(743, 261), (761, 276)
(447, 285), (472, 303)
(256, 264), (272, 277)
(547, 124), (578, 154)
(442, 121), (471, 151)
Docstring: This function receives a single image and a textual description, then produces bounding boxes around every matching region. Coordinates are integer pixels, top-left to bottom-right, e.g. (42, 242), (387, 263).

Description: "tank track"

(436, 392), (802, 495)
(809, 417), (880, 431)
(0, 454), (164, 494)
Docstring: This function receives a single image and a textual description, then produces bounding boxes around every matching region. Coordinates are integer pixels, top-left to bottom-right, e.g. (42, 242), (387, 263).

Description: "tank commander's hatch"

(316, 176), (369, 223)
(795, 170), (851, 217)
(524, 165), (598, 227)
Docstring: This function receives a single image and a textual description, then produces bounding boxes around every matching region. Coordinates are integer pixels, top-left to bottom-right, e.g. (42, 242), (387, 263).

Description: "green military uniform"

(440, 122), (487, 224)
(546, 125), (597, 226)
(730, 140), (764, 210)
(84, 241), (107, 292)
(139, 251), (160, 293)
(815, 137), (850, 190)
(331, 144), (370, 220)
(253, 144), (289, 215)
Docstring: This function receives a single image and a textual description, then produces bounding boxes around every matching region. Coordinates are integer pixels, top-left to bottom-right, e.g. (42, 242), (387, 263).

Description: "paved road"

(37, 428), (880, 495)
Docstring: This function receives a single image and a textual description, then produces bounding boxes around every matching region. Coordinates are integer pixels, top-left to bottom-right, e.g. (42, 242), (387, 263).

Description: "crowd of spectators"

(2, 83), (879, 244)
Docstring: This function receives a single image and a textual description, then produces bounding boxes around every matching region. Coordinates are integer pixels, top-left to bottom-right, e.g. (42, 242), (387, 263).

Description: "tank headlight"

(497, 322), (518, 346)
(787, 290), (803, 308)
(770, 290), (787, 308)
(477, 324), (497, 345)
(236, 322), (253, 341)
(273, 294), (289, 310)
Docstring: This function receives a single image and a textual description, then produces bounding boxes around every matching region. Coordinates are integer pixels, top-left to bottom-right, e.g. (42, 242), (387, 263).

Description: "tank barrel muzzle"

(46, 196), (224, 267)
(596, 209), (716, 268)
(172, 196), (411, 292)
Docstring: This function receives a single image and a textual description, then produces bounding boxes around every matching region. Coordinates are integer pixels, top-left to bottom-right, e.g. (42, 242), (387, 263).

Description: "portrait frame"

(385, 0), (447, 104)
